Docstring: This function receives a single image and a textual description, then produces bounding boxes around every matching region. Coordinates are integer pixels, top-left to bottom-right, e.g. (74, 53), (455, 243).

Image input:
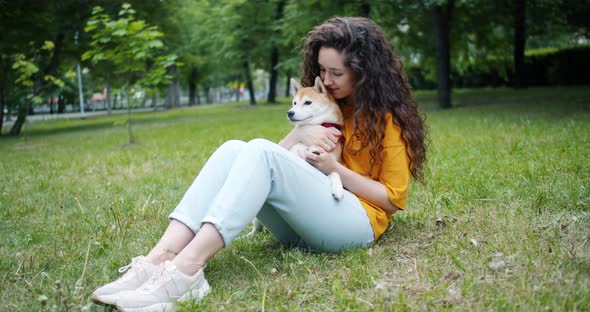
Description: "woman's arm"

(278, 128), (299, 150)
(279, 125), (342, 151)
(336, 163), (399, 214)
(301, 147), (399, 214)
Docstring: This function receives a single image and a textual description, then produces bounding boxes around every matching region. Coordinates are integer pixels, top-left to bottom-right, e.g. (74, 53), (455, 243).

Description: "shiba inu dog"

(247, 76), (345, 236)
(287, 76), (345, 200)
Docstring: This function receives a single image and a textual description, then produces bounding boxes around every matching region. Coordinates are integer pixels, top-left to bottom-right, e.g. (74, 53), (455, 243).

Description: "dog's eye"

(304, 100), (312, 105)
(293, 101), (297, 106)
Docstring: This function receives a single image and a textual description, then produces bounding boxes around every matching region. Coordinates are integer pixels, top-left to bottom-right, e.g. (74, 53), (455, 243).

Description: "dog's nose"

(286, 110), (294, 118)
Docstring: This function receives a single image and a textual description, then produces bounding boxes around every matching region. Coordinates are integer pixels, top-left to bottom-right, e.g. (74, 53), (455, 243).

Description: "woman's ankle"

(172, 257), (205, 276)
(147, 247), (179, 265)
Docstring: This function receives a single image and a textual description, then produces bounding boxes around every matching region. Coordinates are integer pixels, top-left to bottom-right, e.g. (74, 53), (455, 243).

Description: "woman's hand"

(293, 125), (341, 152)
(301, 146), (340, 175)
(301, 144), (399, 215)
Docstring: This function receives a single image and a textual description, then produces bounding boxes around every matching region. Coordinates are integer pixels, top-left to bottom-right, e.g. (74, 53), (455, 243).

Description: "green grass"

(1, 86), (589, 311)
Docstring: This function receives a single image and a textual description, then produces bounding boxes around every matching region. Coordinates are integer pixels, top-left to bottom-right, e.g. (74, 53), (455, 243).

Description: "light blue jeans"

(169, 139), (374, 252)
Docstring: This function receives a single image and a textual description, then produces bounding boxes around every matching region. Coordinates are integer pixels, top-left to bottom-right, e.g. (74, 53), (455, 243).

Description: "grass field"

(1, 87), (589, 311)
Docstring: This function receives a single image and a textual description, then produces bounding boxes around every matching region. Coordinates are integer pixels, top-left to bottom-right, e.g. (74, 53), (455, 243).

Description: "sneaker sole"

(116, 281), (210, 312)
(179, 279), (210, 303)
(91, 292), (118, 306)
(116, 302), (176, 312)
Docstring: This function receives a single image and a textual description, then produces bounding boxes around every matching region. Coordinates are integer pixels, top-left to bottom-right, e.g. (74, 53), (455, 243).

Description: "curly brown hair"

(301, 17), (427, 183)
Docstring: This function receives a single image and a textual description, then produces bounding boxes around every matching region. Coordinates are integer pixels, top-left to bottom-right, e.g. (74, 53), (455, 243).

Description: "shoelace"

(140, 263), (174, 291)
(117, 257), (141, 273)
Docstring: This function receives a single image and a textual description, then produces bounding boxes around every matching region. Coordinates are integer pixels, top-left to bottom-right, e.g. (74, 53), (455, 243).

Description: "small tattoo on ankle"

(164, 248), (179, 256)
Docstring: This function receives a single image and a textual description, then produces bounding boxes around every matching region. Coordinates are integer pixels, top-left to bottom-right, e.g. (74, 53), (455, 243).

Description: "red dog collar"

(321, 123), (345, 143)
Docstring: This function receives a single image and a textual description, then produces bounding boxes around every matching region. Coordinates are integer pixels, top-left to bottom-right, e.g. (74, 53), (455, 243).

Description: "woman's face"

(318, 47), (355, 102)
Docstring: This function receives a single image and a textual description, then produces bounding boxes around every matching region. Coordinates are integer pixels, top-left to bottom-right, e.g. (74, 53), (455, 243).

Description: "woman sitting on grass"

(92, 16), (427, 311)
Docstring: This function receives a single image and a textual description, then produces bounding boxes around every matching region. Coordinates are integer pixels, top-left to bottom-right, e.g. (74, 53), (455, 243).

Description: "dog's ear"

(314, 76), (327, 95)
(290, 78), (302, 96)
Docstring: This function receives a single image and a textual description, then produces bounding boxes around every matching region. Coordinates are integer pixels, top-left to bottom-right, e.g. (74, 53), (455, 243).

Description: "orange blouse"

(339, 105), (411, 240)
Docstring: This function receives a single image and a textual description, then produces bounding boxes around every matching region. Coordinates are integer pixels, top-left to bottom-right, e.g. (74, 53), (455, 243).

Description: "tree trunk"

(9, 102), (29, 136)
(113, 93), (119, 110)
(141, 92), (148, 107)
(0, 93), (4, 136)
(285, 73), (292, 97)
(57, 95), (65, 113)
(0, 57), (6, 132)
(27, 100), (35, 115)
(11, 78), (43, 135)
(268, 46), (279, 103)
(165, 66), (180, 109)
(235, 78), (241, 103)
(6, 103), (12, 121)
(126, 91), (135, 144)
(44, 31), (64, 77)
(513, 0), (527, 88)
(0, 56), (4, 135)
(267, 0), (286, 104)
(8, 31), (65, 136)
(152, 93), (158, 110)
(188, 67), (197, 106)
(243, 61), (256, 105)
(204, 86), (211, 104)
(432, 0), (454, 109)
(359, 0), (371, 17)
(105, 81), (112, 115)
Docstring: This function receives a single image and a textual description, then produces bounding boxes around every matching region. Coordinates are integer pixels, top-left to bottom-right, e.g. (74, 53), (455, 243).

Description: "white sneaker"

(116, 260), (210, 312)
(91, 256), (159, 305)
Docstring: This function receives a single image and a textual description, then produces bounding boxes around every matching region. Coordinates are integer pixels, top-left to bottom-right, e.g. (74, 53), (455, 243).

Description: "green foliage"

(410, 46), (590, 89)
(524, 46), (590, 86)
(12, 54), (39, 87)
(10, 43), (64, 102)
(83, 3), (178, 94)
(1, 87), (589, 310)
(82, 3), (180, 143)
(1, 0), (587, 120)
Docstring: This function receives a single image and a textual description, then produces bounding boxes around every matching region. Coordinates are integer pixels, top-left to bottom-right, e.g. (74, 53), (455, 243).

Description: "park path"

(3, 107), (155, 127)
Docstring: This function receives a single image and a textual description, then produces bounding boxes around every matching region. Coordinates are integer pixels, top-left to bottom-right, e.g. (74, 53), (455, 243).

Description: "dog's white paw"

(238, 218), (264, 239)
(332, 185), (345, 200)
(249, 218), (264, 235)
(329, 172), (344, 200)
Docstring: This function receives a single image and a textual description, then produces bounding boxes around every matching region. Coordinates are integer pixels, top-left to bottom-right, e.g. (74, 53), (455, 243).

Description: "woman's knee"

(217, 139), (247, 154)
(246, 138), (278, 153)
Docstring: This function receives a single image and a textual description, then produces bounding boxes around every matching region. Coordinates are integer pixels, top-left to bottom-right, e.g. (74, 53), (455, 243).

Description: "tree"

(83, 4), (178, 144)
(432, 0), (454, 109)
(267, 0), (287, 104)
(161, 0), (216, 106)
(222, 0), (275, 105)
(279, 0), (375, 84)
(0, 0), (112, 135)
(513, 0), (526, 88)
(8, 43), (64, 136)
